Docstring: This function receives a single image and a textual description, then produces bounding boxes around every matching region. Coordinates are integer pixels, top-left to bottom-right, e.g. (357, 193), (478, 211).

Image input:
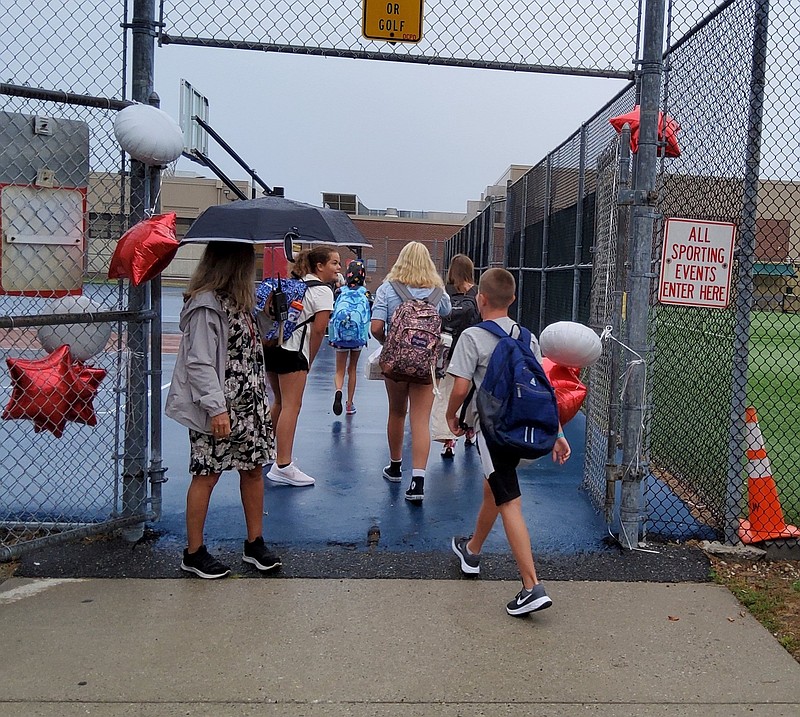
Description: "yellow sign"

(362, 0), (424, 43)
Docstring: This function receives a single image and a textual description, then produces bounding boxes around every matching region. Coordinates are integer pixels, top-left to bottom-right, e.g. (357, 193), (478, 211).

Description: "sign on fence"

(362, 0), (424, 43)
(658, 218), (736, 309)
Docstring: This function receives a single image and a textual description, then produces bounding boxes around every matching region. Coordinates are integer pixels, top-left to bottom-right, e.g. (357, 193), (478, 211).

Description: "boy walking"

(445, 268), (571, 616)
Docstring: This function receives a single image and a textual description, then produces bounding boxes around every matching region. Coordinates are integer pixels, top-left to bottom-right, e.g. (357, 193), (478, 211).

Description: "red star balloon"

(609, 105), (681, 158)
(64, 363), (107, 427)
(108, 212), (179, 286)
(3, 345), (107, 438)
(543, 358), (588, 426)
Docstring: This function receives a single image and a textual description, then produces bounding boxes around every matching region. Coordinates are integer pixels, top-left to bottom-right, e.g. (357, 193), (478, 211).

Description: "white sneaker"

(267, 462), (315, 486)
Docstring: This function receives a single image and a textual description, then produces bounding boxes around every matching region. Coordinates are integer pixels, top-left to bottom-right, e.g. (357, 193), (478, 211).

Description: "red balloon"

(3, 345), (106, 438)
(108, 212), (179, 286)
(609, 106), (681, 158)
(67, 364), (108, 426)
(543, 358), (588, 426)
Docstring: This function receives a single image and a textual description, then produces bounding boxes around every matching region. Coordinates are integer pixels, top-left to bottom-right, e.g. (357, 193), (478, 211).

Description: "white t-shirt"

(282, 274), (334, 361)
(447, 317), (543, 429)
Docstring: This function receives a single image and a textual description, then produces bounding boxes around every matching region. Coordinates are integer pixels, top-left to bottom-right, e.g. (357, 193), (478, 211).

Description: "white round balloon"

(37, 296), (113, 362)
(114, 104), (184, 166)
(539, 321), (602, 368)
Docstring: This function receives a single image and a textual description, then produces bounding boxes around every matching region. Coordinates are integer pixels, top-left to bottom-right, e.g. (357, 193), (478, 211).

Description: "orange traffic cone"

(738, 407), (800, 544)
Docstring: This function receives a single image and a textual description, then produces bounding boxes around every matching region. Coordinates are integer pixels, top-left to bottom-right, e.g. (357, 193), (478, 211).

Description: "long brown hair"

(291, 245), (338, 278)
(186, 241), (256, 312)
(447, 254), (475, 293)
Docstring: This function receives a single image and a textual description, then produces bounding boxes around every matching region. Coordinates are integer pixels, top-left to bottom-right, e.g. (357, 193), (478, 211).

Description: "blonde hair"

(186, 242), (256, 312)
(385, 241), (443, 288)
(446, 254), (475, 292)
(478, 268), (516, 309)
(291, 245), (338, 278)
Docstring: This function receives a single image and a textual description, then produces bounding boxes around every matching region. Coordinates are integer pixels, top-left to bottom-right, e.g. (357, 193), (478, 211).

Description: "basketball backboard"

(179, 79), (210, 155)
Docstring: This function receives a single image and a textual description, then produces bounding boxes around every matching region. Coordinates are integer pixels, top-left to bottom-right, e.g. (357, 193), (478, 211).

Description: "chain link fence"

(160, 0), (636, 78)
(4, 0), (799, 556)
(0, 0), (158, 558)
(499, 0), (800, 547)
(159, 0), (737, 78)
(444, 202), (505, 277)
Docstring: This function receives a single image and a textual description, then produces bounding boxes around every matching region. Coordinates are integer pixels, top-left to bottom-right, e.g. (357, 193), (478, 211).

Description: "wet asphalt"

(9, 288), (712, 582)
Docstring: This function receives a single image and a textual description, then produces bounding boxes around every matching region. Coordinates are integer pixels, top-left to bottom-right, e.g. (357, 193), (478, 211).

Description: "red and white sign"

(658, 218), (736, 308)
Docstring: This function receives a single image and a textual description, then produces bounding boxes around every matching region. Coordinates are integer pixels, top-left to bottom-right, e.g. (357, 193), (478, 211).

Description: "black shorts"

(262, 345), (309, 374)
(478, 433), (522, 506)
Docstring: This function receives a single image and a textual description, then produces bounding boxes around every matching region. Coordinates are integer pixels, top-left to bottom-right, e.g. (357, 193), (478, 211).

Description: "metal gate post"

(516, 174), (528, 323)
(618, 0), (666, 547)
(607, 129), (632, 524)
(539, 156), (552, 333)
(121, 0), (158, 540)
(724, 0), (770, 544)
(147, 94), (167, 521)
(572, 125), (587, 321)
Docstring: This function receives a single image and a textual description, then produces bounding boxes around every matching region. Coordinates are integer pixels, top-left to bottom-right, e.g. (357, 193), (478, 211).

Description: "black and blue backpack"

(255, 276), (329, 345)
(475, 321), (559, 459)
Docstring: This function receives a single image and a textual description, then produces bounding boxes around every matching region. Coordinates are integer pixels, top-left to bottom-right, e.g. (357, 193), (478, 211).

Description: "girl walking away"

(371, 241), (451, 502)
(330, 259), (372, 416)
(166, 242), (279, 579)
(433, 254), (481, 458)
(264, 245), (340, 487)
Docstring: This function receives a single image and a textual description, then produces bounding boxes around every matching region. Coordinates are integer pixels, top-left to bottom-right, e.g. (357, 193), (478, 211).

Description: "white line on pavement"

(0, 578), (85, 604)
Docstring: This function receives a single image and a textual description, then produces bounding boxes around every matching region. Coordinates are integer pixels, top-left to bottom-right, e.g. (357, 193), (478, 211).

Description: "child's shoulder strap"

(477, 320), (508, 340)
(390, 281), (413, 302)
(478, 320), (531, 347)
(426, 286), (444, 306)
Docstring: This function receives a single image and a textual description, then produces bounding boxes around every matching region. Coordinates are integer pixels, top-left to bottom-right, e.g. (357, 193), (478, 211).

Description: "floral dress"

(189, 295), (275, 475)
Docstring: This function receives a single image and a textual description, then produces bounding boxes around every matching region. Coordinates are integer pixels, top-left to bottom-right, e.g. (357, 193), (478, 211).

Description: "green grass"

(651, 306), (736, 519)
(650, 307), (800, 528)
(748, 311), (800, 526)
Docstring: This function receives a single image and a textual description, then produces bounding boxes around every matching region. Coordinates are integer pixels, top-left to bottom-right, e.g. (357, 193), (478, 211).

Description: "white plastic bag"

(364, 347), (384, 380)
(430, 371), (458, 441)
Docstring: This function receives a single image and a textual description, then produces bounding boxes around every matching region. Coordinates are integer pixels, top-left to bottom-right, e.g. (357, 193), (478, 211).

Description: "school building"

(87, 168), (800, 310)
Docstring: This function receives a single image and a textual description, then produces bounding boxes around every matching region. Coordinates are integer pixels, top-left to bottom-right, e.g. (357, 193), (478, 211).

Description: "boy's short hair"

(479, 268), (516, 309)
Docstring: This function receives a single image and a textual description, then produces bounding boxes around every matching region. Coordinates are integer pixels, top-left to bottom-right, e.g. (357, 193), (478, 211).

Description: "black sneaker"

(333, 389), (343, 416)
(405, 476), (424, 502)
(181, 545), (231, 579)
(382, 464), (402, 483)
(451, 536), (480, 575)
(506, 583), (552, 616)
(242, 536), (282, 572)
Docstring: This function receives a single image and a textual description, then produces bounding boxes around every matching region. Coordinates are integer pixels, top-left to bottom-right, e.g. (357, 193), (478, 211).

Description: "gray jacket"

(165, 291), (228, 434)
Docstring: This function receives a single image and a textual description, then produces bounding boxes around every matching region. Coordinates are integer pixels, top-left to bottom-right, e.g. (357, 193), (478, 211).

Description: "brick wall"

(350, 217), (464, 288)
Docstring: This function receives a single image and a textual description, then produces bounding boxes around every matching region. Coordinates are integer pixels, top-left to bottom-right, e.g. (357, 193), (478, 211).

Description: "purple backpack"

(379, 282), (444, 384)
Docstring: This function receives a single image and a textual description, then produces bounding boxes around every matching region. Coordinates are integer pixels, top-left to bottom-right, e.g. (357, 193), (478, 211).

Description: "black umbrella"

(181, 196), (372, 251)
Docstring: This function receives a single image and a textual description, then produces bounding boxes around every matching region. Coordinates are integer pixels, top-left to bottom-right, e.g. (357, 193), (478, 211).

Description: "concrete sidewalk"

(1, 577), (798, 715)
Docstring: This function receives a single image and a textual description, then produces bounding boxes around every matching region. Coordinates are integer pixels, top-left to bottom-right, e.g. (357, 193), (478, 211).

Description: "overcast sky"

(153, 45), (628, 213)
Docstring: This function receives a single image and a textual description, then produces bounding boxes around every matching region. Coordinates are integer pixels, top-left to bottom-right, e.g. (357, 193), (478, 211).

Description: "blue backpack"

(329, 285), (370, 349)
(475, 321), (559, 459)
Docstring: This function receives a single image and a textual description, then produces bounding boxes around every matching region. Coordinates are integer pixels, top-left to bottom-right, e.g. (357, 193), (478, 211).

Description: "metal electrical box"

(0, 111), (89, 296)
